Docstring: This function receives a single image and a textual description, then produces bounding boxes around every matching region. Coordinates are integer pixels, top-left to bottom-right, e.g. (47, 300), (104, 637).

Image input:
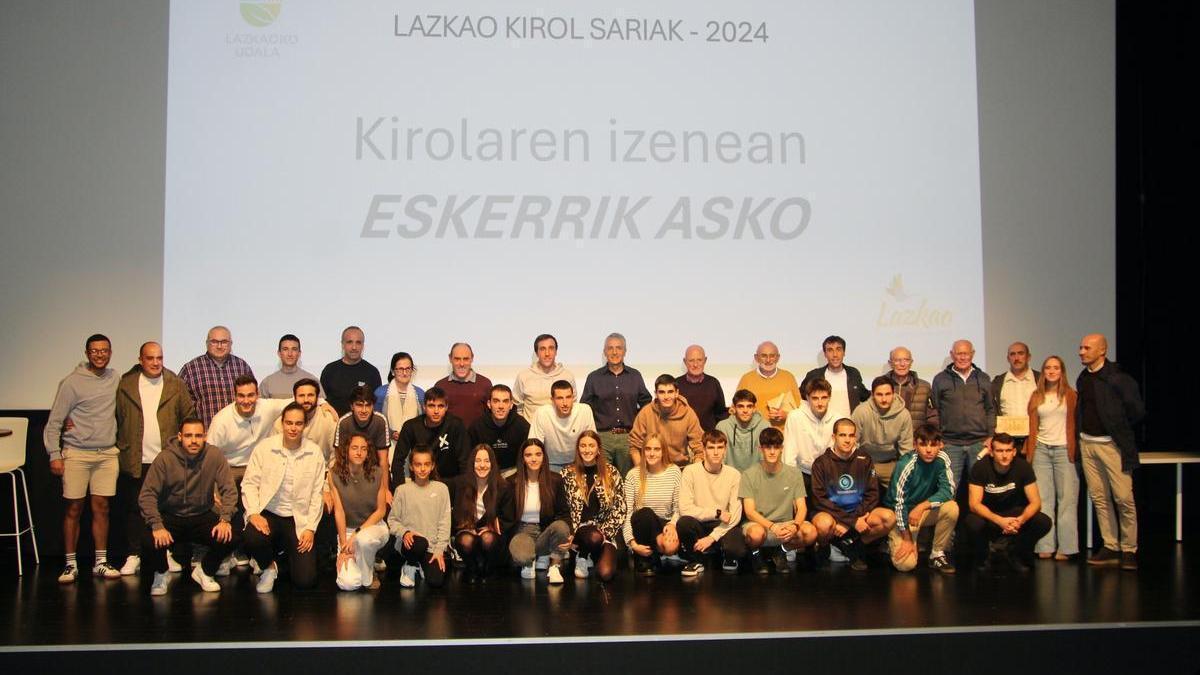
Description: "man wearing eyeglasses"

(884, 346), (938, 430)
(735, 341), (802, 432)
(45, 333), (122, 583)
(178, 326), (256, 427)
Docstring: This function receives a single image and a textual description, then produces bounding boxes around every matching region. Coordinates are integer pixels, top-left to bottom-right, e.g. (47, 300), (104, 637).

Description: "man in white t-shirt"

(529, 380), (596, 471)
(114, 342), (196, 575)
(801, 335), (869, 422)
(990, 342), (1039, 447)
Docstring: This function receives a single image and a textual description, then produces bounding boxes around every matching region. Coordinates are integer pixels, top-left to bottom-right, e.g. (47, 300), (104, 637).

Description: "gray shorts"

(62, 446), (119, 499)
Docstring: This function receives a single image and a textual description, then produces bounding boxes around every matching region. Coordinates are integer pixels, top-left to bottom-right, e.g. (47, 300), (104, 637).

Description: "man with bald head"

(930, 339), (995, 491)
(885, 346), (938, 430)
(675, 345), (729, 432)
(320, 326), (382, 416)
(434, 342), (492, 428)
(179, 326), (256, 427)
(735, 341), (802, 432)
(114, 341), (196, 575)
(1077, 333), (1144, 570)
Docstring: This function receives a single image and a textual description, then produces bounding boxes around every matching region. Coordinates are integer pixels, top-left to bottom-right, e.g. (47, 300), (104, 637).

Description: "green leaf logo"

(240, 1), (282, 28)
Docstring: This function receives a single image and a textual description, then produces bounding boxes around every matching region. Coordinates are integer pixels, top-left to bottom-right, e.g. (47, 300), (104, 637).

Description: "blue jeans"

(943, 441), (984, 493)
(1032, 443), (1080, 555)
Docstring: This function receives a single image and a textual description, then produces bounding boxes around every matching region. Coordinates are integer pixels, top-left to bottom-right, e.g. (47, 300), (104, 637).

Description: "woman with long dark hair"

(449, 444), (511, 582)
(506, 439), (571, 583)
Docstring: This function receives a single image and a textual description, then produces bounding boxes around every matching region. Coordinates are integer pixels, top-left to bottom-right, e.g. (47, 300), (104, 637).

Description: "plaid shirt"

(178, 353), (256, 427)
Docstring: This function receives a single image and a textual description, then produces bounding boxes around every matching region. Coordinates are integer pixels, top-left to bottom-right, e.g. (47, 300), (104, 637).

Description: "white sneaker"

(120, 555), (140, 576)
(191, 565), (221, 593)
(256, 563), (278, 594)
(785, 549), (797, 563)
(215, 556), (233, 577)
(829, 546), (849, 563)
(166, 553), (183, 573)
(250, 559), (261, 574)
(535, 555), (550, 570)
(399, 564), (417, 588)
(93, 562), (122, 579)
(547, 564), (564, 585)
(520, 562), (536, 579)
(58, 565), (79, 585)
(574, 556), (589, 579)
(150, 571), (170, 596)
(373, 558), (388, 573)
(234, 552), (250, 568)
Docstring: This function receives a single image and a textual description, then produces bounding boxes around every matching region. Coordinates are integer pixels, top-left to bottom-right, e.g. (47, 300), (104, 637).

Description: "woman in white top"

(1024, 355), (1079, 560)
(622, 434), (682, 576)
(505, 439), (571, 583)
(449, 444), (511, 582)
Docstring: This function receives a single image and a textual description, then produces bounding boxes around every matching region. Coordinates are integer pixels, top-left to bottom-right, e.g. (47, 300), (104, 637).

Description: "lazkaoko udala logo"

(240, 0), (281, 28)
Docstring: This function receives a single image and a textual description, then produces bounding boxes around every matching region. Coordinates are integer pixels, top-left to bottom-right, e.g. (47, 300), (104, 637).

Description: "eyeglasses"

(208, 339), (232, 346)
(394, 366), (415, 374)
(756, 353), (780, 360)
(86, 348), (111, 356)
(892, 358), (913, 364)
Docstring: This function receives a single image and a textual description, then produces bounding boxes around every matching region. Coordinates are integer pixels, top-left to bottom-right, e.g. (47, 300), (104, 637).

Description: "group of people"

(42, 326), (1145, 595)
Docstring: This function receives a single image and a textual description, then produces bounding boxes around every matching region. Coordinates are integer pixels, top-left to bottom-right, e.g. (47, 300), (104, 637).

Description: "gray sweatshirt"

(44, 362), (118, 459)
(138, 437), (237, 528)
(679, 462), (743, 540)
(851, 397), (914, 463)
(388, 479), (451, 555)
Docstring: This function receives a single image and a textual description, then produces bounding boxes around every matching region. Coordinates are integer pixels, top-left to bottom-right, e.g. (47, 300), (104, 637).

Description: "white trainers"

(373, 558), (388, 573)
(215, 556), (233, 577)
(249, 558), (262, 575)
(191, 565), (221, 593)
(120, 555), (141, 576)
(547, 563), (564, 585)
(256, 563), (278, 594)
(93, 562), (122, 579)
(150, 571), (170, 596)
(574, 556), (589, 579)
(234, 552), (250, 568)
(166, 553), (183, 573)
(520, 562), (537, 579)
(399, 564), (417, 588)
(58, 565), (79, 585)
(535, 555), (550, 570)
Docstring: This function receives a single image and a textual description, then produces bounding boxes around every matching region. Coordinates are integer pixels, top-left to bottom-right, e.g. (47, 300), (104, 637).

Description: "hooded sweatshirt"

(782, 402), (836, 474)
(629, 395), (704, 466)
(138, 436), (237, 529)
(513, 361), (576, 423)
(811, 446), (879, 528)
(44, 362), (119, 459)
(716, 410), (771, 472)
(851, 396), (914, 464)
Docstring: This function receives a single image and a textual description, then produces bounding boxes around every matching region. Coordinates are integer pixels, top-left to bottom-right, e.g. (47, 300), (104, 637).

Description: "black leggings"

(400, 535), (446, 588)
(454, 529), (504, 571)
(242, 510), (318, 589)
(574, 524), (618, 581)
(629, 507), (666, 556)
(964, 511), (1053, 562)
(676, 516), (748, 563)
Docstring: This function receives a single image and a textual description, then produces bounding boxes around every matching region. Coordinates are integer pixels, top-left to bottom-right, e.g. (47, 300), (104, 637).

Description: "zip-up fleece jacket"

(930, 363), (996, 444)
(882, 450), (955, 531)
(116, 365), (196, 478)
(629, 396), (704, 466)
(811, 446), (880, 528)
(851, 397), (914, 464)
(138, 436), (237, 529)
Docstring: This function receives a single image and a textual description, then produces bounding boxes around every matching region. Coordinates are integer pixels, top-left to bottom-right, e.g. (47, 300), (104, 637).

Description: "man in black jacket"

(468, 384), (530, 475)
(801, 335), (869, 421)
(1077, 333), (1144, 571)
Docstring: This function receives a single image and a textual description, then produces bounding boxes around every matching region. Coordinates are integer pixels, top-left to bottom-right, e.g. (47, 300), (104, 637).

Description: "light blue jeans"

(1032, 443), (1080, 555)
(943, 441), (984, 493)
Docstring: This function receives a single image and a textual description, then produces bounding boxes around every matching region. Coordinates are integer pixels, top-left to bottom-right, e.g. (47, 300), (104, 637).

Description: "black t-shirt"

(1077, 367), (1108, 436)
(969, 455), (1036, 515)
(320, 360), (382, 416)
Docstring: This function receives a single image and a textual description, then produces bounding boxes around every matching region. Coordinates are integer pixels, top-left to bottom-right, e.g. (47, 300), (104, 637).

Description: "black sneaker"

(750, 552), (769, 575)
(848, 556), (868, 572)
(634, 557), (656, 577)
(928, 552), (956, 575)
(769, 548), (791, 574)
(1007, 553), (1030, 574)
(1087, 547), (1121, 567)
(1120, 551), (1138, 571)
(681, 561), (705, 577)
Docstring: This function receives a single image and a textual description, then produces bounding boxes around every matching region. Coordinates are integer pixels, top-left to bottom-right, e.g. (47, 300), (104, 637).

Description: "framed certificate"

(995, 415), (1030, 436)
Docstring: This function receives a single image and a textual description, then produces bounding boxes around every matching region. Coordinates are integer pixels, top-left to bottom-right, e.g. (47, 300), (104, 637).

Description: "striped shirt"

(621, 464), (681, 544)
(178, 353), (255, 427)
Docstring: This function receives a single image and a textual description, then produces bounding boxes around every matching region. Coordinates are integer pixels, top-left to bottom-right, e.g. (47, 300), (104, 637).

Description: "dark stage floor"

(1, 539), (1197, 647)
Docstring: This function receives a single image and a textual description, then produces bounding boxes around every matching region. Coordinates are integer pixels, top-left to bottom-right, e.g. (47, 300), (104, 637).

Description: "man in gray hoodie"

(716, 389), (771, 472)
(851, 377), (914, 489)
(45, 333), (121, 583)
(138, 417), (237, 595)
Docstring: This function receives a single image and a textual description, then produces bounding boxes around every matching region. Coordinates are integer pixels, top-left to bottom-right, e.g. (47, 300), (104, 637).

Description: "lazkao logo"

(876, 274), (953, 329)
(241, 0), (282, 28)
